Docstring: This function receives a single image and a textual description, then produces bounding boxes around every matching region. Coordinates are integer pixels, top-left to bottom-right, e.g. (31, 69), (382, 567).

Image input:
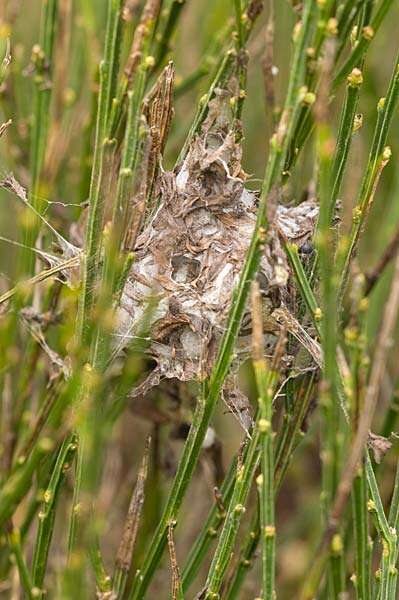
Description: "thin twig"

(112, 437), (151, 598)
(365, 223), (399, 295)
(167, 522), (184, 600)
(301, 250), (399, 598)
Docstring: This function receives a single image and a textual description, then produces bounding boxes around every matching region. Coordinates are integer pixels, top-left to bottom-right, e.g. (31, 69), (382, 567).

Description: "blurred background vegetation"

(1, 1), (399, 598)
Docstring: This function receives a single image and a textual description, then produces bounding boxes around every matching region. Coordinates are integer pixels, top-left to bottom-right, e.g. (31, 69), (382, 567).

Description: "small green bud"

(347, 68), (363, 88)
(362, 25), (374, 41)
(382, 146), (392, 162)
(326, 18), (338, 36)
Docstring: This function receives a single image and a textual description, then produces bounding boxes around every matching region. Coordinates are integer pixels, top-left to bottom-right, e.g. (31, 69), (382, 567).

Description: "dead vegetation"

(0, 1), (399, 599)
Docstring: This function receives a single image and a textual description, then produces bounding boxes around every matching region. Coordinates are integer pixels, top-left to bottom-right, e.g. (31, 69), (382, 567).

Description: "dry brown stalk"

(115, 436), (151, 573)
(167, 521), (183, 600)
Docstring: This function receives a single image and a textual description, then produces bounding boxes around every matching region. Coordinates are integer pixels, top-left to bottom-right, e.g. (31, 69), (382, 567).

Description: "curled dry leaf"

(367, 431), (392, 464)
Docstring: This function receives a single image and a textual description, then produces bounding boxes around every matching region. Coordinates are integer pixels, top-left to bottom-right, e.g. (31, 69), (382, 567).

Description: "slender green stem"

(346, 284), (371, 600)
(224, 508), (260, 600)
(274, 374), (315, 489)
(176, 0), (263, 164)
(67, 0), (124, 574)
(352, 466), (371, 600)
(8, 528), (36, 599)
(365, 454), (397, 600)
(23, 0), (58, 275)
(316, 64), (345, 597)
(31, 434), (77, 594)
(387, 462), (399, 598)
(254, 359), (276, 600)
(333, 0), (395, 89)
(339, 46), (399, 298)
(204, 428), (261, 598)
(251, 280), (277, 600)
(335, 0), (364, 63)
(380, 388), (399, 438)
(0, 437), (54, 528)
(285, 242), (320, 332)
(127, 4), (316, 598)
(89, 531), (112, 595)
(77, 0), (123, 348)
(153, 0), (186, 68)
(329, 71), (363, 222)
(181, 458), (236, 592)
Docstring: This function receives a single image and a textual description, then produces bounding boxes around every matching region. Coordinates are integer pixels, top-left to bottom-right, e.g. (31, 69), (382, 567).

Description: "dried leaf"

(368, 432), (392, 464)
(0, 119), (12, 138)
(0, 173), (80, 261)
(222, 385), (254, 435)
(167, 521), (183, 600)
(271, 306), (323, 368)
(115, 437), (150, 573)
(20, 309), (70, 380)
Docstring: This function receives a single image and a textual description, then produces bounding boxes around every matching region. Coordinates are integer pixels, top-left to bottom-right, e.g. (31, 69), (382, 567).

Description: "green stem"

(329, 72), (363, 222)
(153, 0), (186, 68)
(0, 437), (54, 528)
(333, 0), (395, 89)
(77, 0), (123, 348)
(127, 4), (315, 597)
(285, 242), (321, 332)
(89, 531), (112, 595)
(8, 528), (36, 599)
(224, 508), (260, 600)
(67, 0), (124, 573)
(352, 466), (371, 600)
(23, 0), (58, 275)
(31, 434), (77, 594)
(176, 0), (263, 164)
(316, 73), (345, 597)
(380, 388), (399, 438)
(387, 462), (399, 598)
(253, 359), (276, 599)
(339, 46), (399, 298)
(204, 428), (261, 598)
(274, 374), (315, 489)
(365, 454), (397, 600)
(181, 458), (236, 592)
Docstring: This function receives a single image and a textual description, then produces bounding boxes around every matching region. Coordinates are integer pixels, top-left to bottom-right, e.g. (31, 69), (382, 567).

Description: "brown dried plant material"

(1, 85), (319, 412)
(119, 90), (319, 396)
(115, 437), (150, 573)
(167, 521), (183, 600)
(122, 0), (142, 22)
(124, 0), (162, 82)
(142, 62), (175, 208)
(367, 432), (392, 464)
(0, 119), (12, 138)
(124, 62), (175, 252)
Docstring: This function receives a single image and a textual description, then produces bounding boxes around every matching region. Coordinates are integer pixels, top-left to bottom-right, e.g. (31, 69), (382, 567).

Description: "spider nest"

(0, 86), (319, 429)
(117, 90), (319, 402)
